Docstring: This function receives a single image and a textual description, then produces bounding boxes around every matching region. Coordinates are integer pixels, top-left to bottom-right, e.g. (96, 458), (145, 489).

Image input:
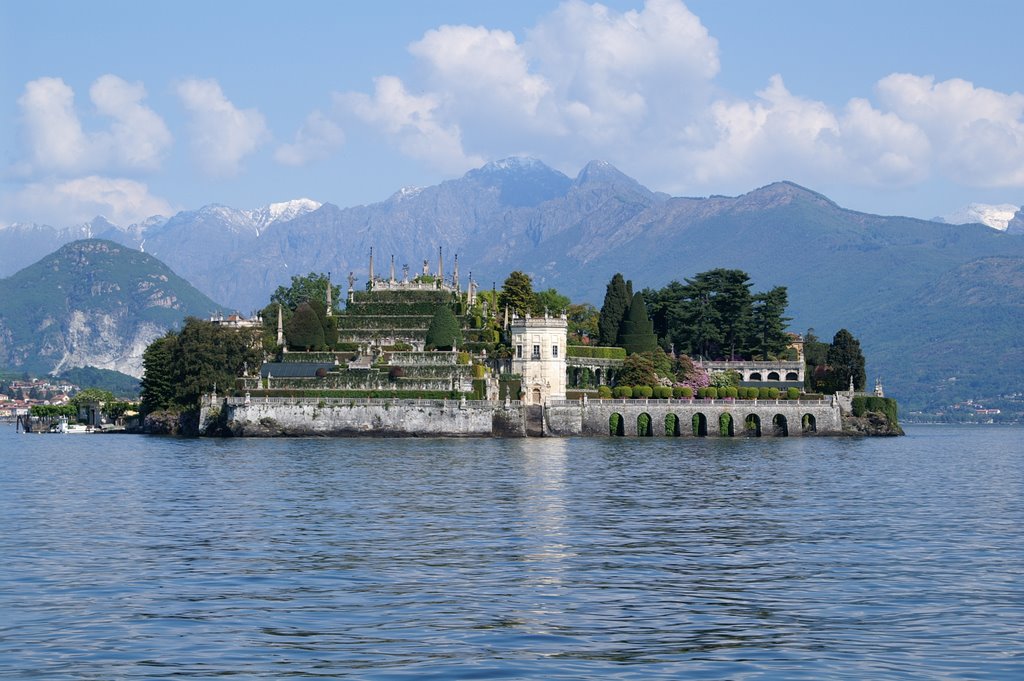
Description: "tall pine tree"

(826, 328), (866, 392)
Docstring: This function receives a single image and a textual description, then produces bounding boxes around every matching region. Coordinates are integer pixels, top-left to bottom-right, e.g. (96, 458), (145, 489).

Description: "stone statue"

(347, 271), (356, 290)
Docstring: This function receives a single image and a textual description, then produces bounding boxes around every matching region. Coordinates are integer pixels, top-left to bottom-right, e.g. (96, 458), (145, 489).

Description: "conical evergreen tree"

(826, 328), (866, 392)
(598, 273), (630, 346)
(618, 292), (658, 354)
(286, 302), (326, 351)
(425, 305), (463, 350)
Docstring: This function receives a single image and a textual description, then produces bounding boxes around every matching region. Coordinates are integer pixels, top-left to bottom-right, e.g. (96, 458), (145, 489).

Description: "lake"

(1, 425), (1022, 679)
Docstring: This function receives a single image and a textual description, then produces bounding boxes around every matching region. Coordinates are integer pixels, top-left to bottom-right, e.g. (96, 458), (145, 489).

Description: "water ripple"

(1, 426), (1022, 678)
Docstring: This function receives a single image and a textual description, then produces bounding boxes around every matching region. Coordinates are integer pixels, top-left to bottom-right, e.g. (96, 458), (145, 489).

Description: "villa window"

(516, 345), (523, 359)
(532, 344), (541, 360)
(552, 344), (559, 358)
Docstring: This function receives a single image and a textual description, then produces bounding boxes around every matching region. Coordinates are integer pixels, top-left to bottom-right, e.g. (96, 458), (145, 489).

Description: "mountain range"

(2, 158), (1023, 412)
(0, 240), (224, 377)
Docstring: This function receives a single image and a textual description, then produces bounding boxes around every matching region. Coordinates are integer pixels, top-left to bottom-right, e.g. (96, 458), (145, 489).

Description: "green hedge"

(613, 386), (633, 398)
(245, 389), (470, 399)
(471, 379), (487, 400)
(598, 386), (612, 398)
(852, 396), (900, 425)
(567, 345), (627, 360)
(633, 385), (654, 398)
(673, 387), (693, 398)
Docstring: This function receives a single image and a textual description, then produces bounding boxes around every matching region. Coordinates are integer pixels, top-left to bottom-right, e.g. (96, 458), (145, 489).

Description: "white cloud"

(16, 75), (170, 175)
(2, 176), (174, 227)
(274, 110), (345, 166)
(176, 78), (269, 177)
(876, 74), (1024, 186)
(90, 75), (173, 171)
(339, 76), (484, 173)
(336, 0), (1024, 197)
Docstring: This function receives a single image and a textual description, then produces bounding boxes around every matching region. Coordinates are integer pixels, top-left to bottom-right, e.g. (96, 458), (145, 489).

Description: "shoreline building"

(510, 312), (568, 405)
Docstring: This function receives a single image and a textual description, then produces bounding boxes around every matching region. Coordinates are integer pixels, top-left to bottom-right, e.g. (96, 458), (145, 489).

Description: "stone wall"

(212, 397), (526, 437)
(545, 398), (843, 436)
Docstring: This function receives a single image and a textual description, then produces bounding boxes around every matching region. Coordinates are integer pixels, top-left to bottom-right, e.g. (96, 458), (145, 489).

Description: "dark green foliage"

(598, 385), (612, 398)
(852, 396), (900, 426)
(637, 412), (652, 435)
(271, 272), (341, 314)
(566, 303), (599, 343)
(653, 386), (672, 399)
(803, 328), (830, 392)
(719, 412), (733, 436)
(498, 271), (535, 317)
(610, 413), (623, 435)
(645, 269), (789, 361)
(749, 287), (792, 359)
(140, 317), (263, 413)
(618, 291), (658, 354)
(567, 346), (627, 359)
(499, 378), (522, 401)
(471, 379), (487, 400)
(673, 386), (693, 398)
(634, 385), (653, 398)
(246, 389), (471, 400)
(425, 305), (463, 350)
(787, 387), (801, 399)
(140, 333), (177, 414)
(598, 273), (631, 346)
(57, 366), (140, 399)
(613, 386), (633, 398)
(616, 353), (658, 388)
(826, 328), (866, 392)
(286, 302), (326, 351)
(533, 288), (570, 315)
(70, 388), (116, 407)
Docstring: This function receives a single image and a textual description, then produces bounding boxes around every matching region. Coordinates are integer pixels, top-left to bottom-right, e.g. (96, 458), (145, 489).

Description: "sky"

(2, 0), (1023, 228)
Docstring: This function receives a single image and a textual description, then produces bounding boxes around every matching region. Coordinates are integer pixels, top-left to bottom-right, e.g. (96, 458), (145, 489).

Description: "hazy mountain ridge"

(0, 239), (226, 377)
(3, 159), (1024, 409)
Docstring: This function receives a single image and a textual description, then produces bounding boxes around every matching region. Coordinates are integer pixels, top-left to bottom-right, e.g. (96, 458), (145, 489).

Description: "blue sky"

(2, 0), (1022, 227)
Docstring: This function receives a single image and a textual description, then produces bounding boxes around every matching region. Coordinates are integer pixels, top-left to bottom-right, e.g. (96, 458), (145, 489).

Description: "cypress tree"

(286, 302), (326, 351)
(826, 328), (866, 392)
(618, 291), (658, 354)
(425, 305), (463, 350)
(598, 273), (630, 346)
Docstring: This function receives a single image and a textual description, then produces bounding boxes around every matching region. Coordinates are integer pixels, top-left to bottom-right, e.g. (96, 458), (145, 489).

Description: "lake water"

(1, 425), (1022, 679)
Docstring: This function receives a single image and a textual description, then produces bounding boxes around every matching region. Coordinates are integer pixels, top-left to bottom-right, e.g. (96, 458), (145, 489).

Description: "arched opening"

(532, 388), (542, 405)
(767, 371), (780, 381)
(773, 414), (789, 437)
(745, 413), (761, 437)
(749, 372), (762, 381)
(692, 413), (708, 437)
(665, 413), (681, 436)
(609, 413), (625, 436)
(637, 413), (653, 436)
(719, 412), (734, 437)
(786, 372), (799, 381)
(595, 368), (602, 386)
(802, 413), (817, 433)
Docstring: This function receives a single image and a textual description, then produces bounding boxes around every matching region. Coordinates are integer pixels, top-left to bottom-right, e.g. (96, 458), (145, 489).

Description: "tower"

(368, 247), (374, 285)
(510, 313), (568, 405)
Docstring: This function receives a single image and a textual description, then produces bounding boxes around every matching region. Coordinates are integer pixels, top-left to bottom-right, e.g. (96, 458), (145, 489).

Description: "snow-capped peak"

(941, 203), (1020, 231)
(260, 198), (322, 225)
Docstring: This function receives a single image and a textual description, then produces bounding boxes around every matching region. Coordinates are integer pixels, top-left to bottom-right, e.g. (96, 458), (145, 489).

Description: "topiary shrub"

(634, 385), (653, 398)
(787, 387), (801, 400)
(768, 388), (780, 399)
(724, 387), (738, 399)
(758, 387), (771, 399)
(706, 387), (718, 399)
(654, 386), (672, 399)
(425, 305), (463, 350)
(613, 386), (633, 398)
(675, 386), (693, 398)
(598, 385), (612, 399)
